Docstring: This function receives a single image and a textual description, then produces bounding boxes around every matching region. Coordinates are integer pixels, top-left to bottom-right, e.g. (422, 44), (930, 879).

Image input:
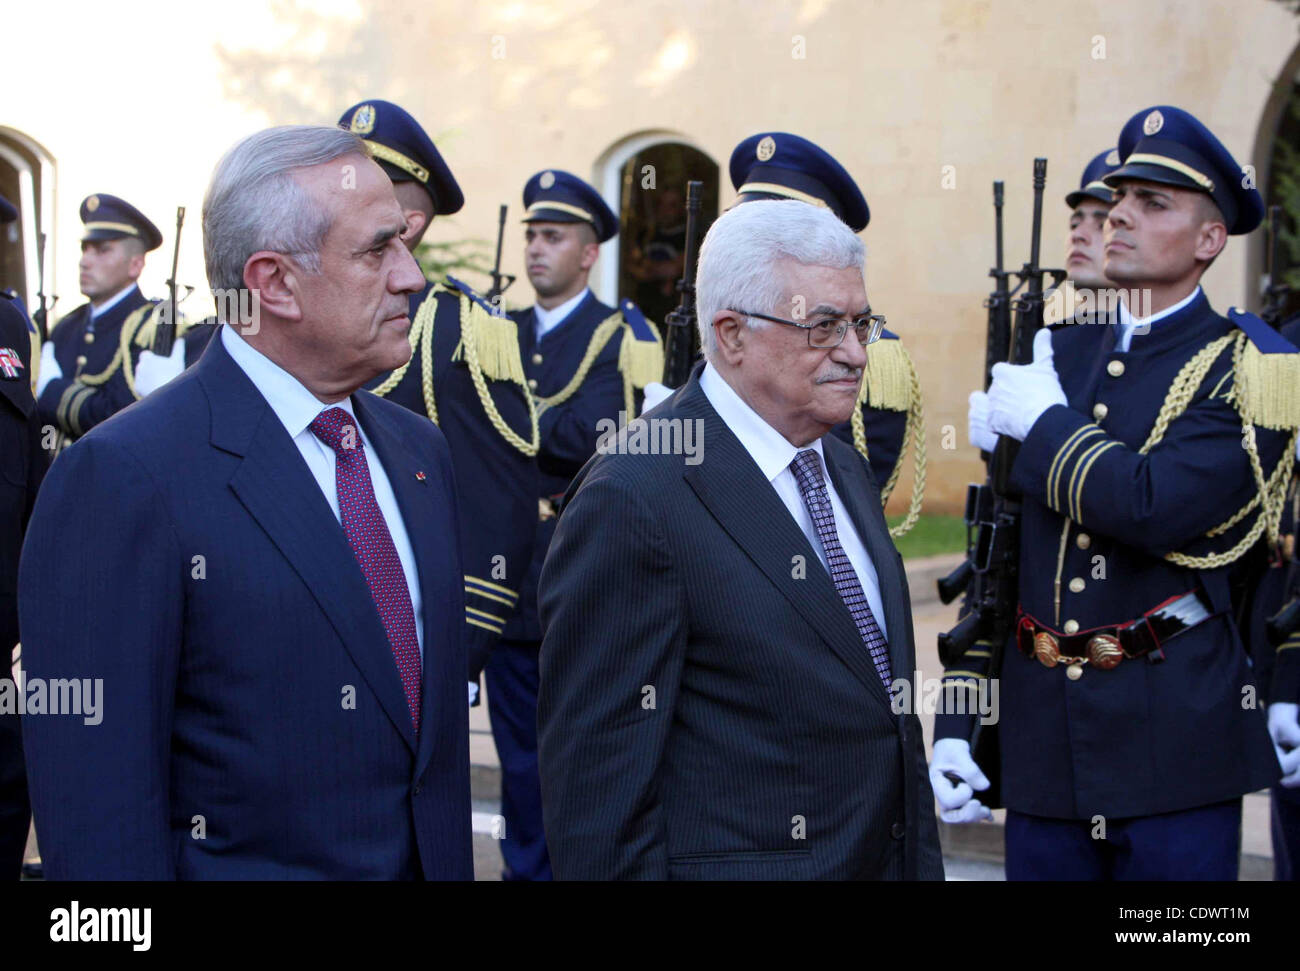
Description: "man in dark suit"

(492, 170), (659, 880)
(537, 198), (943, 880)
(19, 125), (472, 879)
(0, 216), (48, 876)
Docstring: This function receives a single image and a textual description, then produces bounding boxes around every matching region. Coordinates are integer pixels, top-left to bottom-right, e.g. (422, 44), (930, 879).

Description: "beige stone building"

(3, 0), (1298, 513)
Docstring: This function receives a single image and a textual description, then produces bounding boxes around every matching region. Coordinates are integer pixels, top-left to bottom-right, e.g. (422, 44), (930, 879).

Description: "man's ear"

(127, 252), (146, 282)
(244, 252), (302, 322)
(579, 241), (600, 272)
(713, 310), (747, 366)
(402, 207), (429, 245)
(1195, 219), (1228, 264)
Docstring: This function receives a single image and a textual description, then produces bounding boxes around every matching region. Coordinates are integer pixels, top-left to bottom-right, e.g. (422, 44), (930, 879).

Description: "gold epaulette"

(372, 285), (539, 457)
(851, 335), (927, 537)
(863, 337), (913, 412)
(451, 295), (527, 385)
(1236, 339), (1300, 431)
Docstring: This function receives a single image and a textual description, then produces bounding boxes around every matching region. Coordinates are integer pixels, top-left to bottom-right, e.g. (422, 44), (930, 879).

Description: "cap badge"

(539, 171), (556, 190)
(350, 104), (376, 136)
(85, 195), (99, 213)
(756, 136), (776, 162)
(1106, 149), (1120, 166)
(1143, 110), (1164, 136)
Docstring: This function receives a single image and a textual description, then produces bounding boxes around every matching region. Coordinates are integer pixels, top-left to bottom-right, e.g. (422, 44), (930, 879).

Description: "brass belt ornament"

(1033, 630), (1124, 679)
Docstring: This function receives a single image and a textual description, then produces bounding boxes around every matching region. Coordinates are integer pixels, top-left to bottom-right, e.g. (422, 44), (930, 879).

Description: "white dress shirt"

(533, 287), (590, 341)
(90, 282), (139, 320)
(221, 325), (424, 657)
(699, 362), (888, 639)
(1114, 285), (1201, 352)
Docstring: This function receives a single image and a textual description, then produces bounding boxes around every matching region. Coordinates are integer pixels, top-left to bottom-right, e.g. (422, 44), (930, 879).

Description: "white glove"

(967, 390), (997, 453)
(986, 328), (1066, 442)
(929, 737), (994, 822)
(1269, 702), (1300, 787)
(36, 342), (62, 397)
(641, 382), (673, 414)
(468, 681), (479, 706)
(133, 342), (186, 397)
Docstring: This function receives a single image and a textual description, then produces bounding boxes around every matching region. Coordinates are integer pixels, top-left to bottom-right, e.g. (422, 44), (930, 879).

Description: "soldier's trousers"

(485, 638), (553, 881)
(1005, 799), (1242, 880)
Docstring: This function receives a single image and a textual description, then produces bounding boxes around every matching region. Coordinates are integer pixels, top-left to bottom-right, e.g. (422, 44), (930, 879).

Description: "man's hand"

(1269, 702), (1300, 787)
(133, 343), (186, 397)
(968, 390), (997, 453)
(929, 737), (994, 822)
(641, 382), (673, 414)
(36, 342), (62, 397)
(986, 328), (1066, 442)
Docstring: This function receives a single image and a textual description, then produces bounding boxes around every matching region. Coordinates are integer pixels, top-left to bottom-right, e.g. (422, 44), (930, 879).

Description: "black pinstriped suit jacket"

(537, 365), (943, 880)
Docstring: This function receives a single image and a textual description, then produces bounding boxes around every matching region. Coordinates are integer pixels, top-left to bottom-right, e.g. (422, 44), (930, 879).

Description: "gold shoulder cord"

(1138, 332), (1297, 569)
(77, 303), (155, 389)
(371, 285), (540, 457)
(851, 343), (927, 538)
(534, 311), (623, 417)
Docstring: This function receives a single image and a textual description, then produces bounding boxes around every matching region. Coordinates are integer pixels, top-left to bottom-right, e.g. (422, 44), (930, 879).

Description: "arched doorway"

(0, 128), (56, 315)
(1252, 42), (1300, 321)
(594, 132), (720, 324)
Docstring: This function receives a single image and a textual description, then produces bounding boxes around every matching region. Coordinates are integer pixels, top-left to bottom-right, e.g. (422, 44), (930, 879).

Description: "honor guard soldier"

(0, 198), (46, 878)
(932, 106), (1299, 880)
(339, 100), (538, 698)
(495, 169), (661, 880)
(729, 133), (925, 536)
(971, 149), (1124, 452)
(35, 194), (167, 443)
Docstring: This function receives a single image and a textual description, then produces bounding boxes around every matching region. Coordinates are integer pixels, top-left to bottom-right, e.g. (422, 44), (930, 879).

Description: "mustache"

(815, 365), (862, 384)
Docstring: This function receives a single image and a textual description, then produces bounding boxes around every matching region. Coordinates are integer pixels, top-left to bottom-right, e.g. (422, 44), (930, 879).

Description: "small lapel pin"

(414, 471), (427, 482)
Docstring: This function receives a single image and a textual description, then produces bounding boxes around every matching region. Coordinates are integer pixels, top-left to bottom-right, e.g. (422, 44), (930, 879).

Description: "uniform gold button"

(1092, 403), (1108, 421)
(83, 332), (94, 344)
(1063, 619), (1079, 635)
(1069, 577), (1086, 594)
(1076, 533), (1091, 550)
(75, 355), (87, 366)
(1107, 360), (1124, 377)
(532, 353), (543, 365)
(528, 378), (538, 390)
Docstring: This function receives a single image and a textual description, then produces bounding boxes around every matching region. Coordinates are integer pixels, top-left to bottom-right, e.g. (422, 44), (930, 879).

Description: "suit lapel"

(200, 336), (419, 755)
(352, 392), (458, 779)
(677, 378), (891, 703)
(824, 442), (909, 680)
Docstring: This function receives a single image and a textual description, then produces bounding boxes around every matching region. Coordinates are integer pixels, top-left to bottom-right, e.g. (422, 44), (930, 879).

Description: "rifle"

(1263, 204), (1291, 328)
(661, 180), (704, 389)
(33, 231), (56, 342)
(152, 207), (186, 355)
(486, 204), (516, 309)
(935, 159), (1065, 806)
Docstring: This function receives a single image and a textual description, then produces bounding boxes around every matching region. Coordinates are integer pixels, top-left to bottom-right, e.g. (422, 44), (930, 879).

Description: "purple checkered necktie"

(790, 449), (892, 688)
(310, 407), (422, 733)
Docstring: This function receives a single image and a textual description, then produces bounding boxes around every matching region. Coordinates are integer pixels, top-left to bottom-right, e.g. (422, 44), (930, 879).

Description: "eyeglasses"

(729, 308), (886, 348)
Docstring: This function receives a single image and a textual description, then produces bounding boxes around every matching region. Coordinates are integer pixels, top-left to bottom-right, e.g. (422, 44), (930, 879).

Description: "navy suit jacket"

(19, 330), (472, 879)
(537, 366), (943, 880)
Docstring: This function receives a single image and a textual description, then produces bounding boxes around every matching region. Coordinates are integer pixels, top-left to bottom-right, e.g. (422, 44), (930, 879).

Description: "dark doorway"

(615, 142), (719, 326)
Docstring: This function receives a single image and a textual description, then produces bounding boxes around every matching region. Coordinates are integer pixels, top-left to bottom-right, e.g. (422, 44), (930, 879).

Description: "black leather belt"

(1015, 590), (1214, 679)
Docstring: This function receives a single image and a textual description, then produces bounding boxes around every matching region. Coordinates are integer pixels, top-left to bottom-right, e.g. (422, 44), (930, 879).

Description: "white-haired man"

(20, 126), (472, 879)
(536, 199), (943, 880)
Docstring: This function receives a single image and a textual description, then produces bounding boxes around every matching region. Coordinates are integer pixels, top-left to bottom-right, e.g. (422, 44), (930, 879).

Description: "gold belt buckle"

(1033, 629), (1101, 680)
(1085, 633), (1123, 671)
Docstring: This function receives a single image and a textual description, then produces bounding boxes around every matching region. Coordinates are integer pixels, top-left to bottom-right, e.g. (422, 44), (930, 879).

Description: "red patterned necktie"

(309, 406), (422, 732)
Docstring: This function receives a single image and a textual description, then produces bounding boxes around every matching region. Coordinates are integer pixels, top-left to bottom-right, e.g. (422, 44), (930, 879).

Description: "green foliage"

(887, 514), (967, 560)
(412, 235), (495, 290)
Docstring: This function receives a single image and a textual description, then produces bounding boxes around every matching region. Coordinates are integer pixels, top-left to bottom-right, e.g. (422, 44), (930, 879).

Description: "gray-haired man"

(20, 126), (472, 879)
(537, 199), (943, 880)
